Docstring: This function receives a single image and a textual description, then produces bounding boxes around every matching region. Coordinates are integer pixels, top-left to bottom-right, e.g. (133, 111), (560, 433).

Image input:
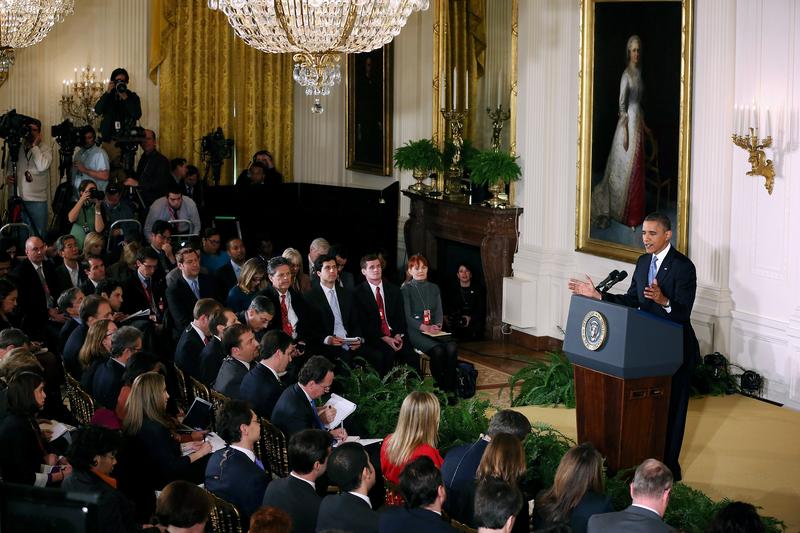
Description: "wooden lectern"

(563, 295), (683, 473)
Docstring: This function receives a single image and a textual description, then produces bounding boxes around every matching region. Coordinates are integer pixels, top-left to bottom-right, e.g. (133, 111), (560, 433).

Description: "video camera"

(0, 109), (35, 146)
(51, 119), (81, 153)
(200, 127), (234, 186)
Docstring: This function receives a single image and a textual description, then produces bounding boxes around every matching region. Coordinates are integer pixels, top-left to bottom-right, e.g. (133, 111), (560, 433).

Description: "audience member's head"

(79, 318), (117, 369)
(0, 347), (41, 380)
(227, 238), (246, 264)
(97, 279), (122, 310)
(258, 330), (294, 373)
(201, 228), (221, 255)
(136, 247), (160, 277)
(208, 307), (238, 338)
(249, 506), (292, 533)
(282, 248), (303, 278)
(474, 478), (524, 533)
(245, 296), (274, 331)
(536, 441), (605, 526)
(308, 238), (330, 263)
(249, 161), (267, 184)
(360, 253), (383, 285)
(238, 257), (267, 294)
(399, 456), (445, 510)
(330, 244), (348, 273)
(155, 480), (212, 533)
(176, 247), (201, 278)
(288, 428), (332, 477)
(216, 399), (260, 447)
(0, 278), (18, 319)
(185, 165), (200, 186)
(193, 298), (222, 335)
(171, 157), (188, 180)
(56, 234), (80, 264)
(121, 351), (161, 387)
(24, 236), (46, 265)
(476, 433), (526, 486)
(222, 323), (258, 363)
(313, 254), (338, 285)
(166, 182), (185, 210)
(267, 256), (292, 293)
(326, 442), (376, 494)
(150, 219), (172, 248)
(7, 369), (45, 416)
(123, 372), (170, 435)
(0, 328), (31, 359)
(121, 240), (143, 269)
(487, 409), (532, 441)
(297, 356), (334, 399)
(110, 326), (143, 363)
(707, 501), (765, 533)
(384, 391), (440, 467)
(65, 425), (122, 475)
(84, 254), (106, 283)
(630, 458), (673, 517)
(79, 294), (112, 325)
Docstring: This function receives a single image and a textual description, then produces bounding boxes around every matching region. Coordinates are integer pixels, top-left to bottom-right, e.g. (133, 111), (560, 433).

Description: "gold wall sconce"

(731, 104), (776, 195)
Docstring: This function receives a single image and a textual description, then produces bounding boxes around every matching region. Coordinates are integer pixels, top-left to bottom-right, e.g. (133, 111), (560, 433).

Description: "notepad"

(322, 393), (357, 430)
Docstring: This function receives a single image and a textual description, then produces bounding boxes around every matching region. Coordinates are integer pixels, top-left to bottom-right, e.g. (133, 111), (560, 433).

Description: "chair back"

(172, 363), (191, 411)
(190, 376), (210, 402)
(64, 372), (95, 425)
(450, 519), (477, 533)
(383, 476), (405, 507)
(209, 389), (231, 432)
(206, 490), (243, 533)
(254, 417), (289, 478)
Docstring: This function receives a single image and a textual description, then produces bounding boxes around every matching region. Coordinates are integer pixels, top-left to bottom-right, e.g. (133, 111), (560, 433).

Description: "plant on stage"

(522, 422), (575, 494)
(507, 352), (576, 408)
(439, 396), (490, 451)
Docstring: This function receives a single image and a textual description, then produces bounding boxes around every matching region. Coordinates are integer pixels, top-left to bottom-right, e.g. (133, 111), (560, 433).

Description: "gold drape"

(149, 0), (294, 184)
(447, 0), (486, 141)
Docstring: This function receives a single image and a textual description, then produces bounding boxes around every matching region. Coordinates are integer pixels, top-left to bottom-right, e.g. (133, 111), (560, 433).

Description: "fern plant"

(393, 138), (442, 172)
(466, 149), (522, 186)
(507, 352), (576, 408)
(522, 422), (575, 494)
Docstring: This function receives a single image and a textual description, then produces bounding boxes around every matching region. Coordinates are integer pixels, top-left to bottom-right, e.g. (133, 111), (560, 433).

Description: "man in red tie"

(353, 254), (420, 376)
(263, 256), (315, 354)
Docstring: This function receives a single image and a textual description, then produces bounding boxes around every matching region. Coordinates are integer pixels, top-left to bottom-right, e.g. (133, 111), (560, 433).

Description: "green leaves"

(393, 138), (442, 172)
(522, 423), (575, 494)
(466, 149), (522, 186)
(507, 352), (576, 408)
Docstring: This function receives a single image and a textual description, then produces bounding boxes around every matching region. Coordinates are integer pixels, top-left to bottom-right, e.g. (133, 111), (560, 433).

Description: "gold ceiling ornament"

(0, 0), (75, 88)
(208, 0), (429, 113)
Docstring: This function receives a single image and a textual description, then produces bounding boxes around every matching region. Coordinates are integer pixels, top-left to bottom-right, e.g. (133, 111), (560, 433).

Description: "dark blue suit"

(262, 475), (321, 533)
(378, 507), (455, 533)
(92, 358), (126, 410)
(239, 363), (285, 419)
(205, 446), (269, 527)
(198, 336), (226, 386)
(58, 318), (80, 356)
(441, 438), (488, 515)
(317, 492), (378, 533)
(174, 325), (205, 381)
(165, 273), (216, 339)
(213, 357), (250, 399)
(63, 323), (88, 380)
(270, 383), (323, 437)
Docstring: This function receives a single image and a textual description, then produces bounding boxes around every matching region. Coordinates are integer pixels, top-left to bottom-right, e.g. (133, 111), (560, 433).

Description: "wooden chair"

(254, 417), (289, 479)
(64, 372), (95, 425)
(415, 348), (431, 377)
(209, 389), (231, 432)
(450, 519), (477, 533)
(172, 364), (191, 411)
(206, 490), (243, 533)
(190, 376), (210, 402)
(383, 476), (405, 507)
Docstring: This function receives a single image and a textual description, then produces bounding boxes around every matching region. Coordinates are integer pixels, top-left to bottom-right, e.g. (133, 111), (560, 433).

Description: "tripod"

(3, 138), (41, 238)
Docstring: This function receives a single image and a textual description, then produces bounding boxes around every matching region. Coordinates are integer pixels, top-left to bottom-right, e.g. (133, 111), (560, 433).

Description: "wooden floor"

(458, 339), (550, 375)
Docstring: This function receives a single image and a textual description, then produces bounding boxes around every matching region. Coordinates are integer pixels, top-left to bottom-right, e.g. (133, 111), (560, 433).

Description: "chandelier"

(0, 0), (75, 87)
(208, 0), (429, 113)
(60, 66), (105, 127)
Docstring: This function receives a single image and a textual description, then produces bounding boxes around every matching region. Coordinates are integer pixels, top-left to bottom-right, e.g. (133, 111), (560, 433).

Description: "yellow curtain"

(447, 0), (486, 141)
(149, 0), (294, 184)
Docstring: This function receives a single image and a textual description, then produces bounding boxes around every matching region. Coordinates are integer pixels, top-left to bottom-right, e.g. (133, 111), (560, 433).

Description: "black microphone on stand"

(594, 270), (620, 292)
(603, 270), (628, 292)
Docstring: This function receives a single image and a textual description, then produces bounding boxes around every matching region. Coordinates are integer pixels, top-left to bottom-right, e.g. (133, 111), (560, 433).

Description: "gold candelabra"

(60, 65), (105, 127)
(731, 127), (775, 195)
(487, 104), (511, 151)
(441, 108), (468, 201)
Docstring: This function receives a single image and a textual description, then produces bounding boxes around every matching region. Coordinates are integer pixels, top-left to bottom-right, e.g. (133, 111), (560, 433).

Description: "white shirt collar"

(348, 491), (372, 509)
(654, 243), (671, 265)
(232, 357), (250, 370)
(290, 472), (316, 489)
(190, 323), (206, 342)
(230, 445), (256, 463)
(260, 361), (281, 381)
(368, 281), (384, 298)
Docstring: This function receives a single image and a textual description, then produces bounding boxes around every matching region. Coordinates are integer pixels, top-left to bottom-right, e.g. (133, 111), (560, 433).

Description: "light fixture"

(731, 103), (776, 195)
(0, 0), (75, 87)
(208, 0), (429, 113)
(60, 65), (105, 127)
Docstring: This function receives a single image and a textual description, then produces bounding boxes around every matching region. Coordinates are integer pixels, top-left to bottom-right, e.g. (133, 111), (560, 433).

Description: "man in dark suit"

(215, 238), (247, 303)
(63, 295), (113, 379)
(10, 236), (65, 340)
(379, 457), (456, 533)
(213, 323), (259, 398)
(166, 247), (217, 340)
(240, 330), (293, 419)
(149, 219), (177, 275)
(53, 234), (86, 298)
(473, 478), (524, 533)
(198, 308), (238, 386)
(93, 326), (142, 409)
(353, 254), (419, 375)
(270, 355), (344, 440)
(180, 165), (205, 209)
(261, 429), (331, 533)
(262, 256), (316, 347)
(174, 298), (221, 380)
(569, 212), (699, 481)
(56, 287), (85, 355)
(317, 442), (379, 533)
(205, 399), (269, 527)
(79, 256), (106, 296)
(122, 248), (166, 319)
(236, 295), (274, 344)
(587, 459), (673, 533)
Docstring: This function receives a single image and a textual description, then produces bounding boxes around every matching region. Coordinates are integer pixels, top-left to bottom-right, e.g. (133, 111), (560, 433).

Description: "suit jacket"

(79, 279), (99, 297)
(441, 438), (488, 496)
(270, 383), (323, 437)
(0, 413), (50, 486)
(133, 418), (197, 489)
(180, 178), (205, 208)
(10, 259), (59, 336)
(205, 446), (269, 526)
(174, 325), (206, 381)
(587, 505), (673, 533)
(354, 281), (409, 343)
(92, 358), (126, 410)
(198, 336), (226, 386)
(262, 286), (317, 347)
(58, 318), (81, 355)
(215, 262), (238, 304)
(122, 274), (165, 317)
(165, 273), (216, 338)
(54, 263), (87, 299)
(378, 507), (456, 533)
(262, 475), (321, 533)
(311, 270), (355, 292)
(63, 323), (89, 379)
(213, 357), (250, 399)
(317, 492), (378, 533)
(239, 363), (285, 419)
(305, 283), (363, 343)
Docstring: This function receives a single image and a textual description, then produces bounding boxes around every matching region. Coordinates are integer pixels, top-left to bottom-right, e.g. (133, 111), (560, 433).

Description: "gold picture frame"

(576, 0), (693, 262)
(346, 43), (394, 176)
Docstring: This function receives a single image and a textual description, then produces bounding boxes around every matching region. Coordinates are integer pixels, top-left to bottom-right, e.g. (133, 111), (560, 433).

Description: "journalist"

(72, 126), (110, 194)
(94, 67), (142, 144)
(5, 117), (52, 236)
(68, 180), (106, 249)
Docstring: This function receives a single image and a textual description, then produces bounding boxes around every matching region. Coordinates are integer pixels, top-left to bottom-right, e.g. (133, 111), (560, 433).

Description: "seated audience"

(240, 330), (294, 419)
(474, 478), (524, 533)
(306, 237), (330, 279)
(54, 234), (85, 297)
(381, 391), (443, 487)
(81, 254), (107, 296)
(181, 164), (204, 207)
(707, 501), (766, 533)
(270, 355), (344, 440)
(228, 258), (267, 313)
(57, 287), (84, 352)
(68, 180), (105, 249)
(11, 236), (64, 339)
(78, 318), (117, 393)
(0, 370), (72, 486)
(61, 425), (141, 532)
(238, 295), (275, 342)
(283, 247), (312, 294)
(144, 182), (201, 240)
(0, 347), (43, 423)
(330, 243), (355, 290)
(0, 278), (19, 331)
(100, 183), (137, 241)
(354, 254), (419, 376)
(263, 256), (315, 346)
(65, 295), (113, 380)
(175, 298), (222, 380)
(261, 428), (332, 533)
(115, 351), (162, 422)
(122, 247), (165, 319)
(237, 150), (283, 185)
(401, 254), (458, 393)
(154, 480), (212, 533)
(0, 329), (33, 362)
(213, 323), (259, 398)
(107, 238), (142, 286)
(444, 263), (486, 341)
(166, 247), (217, 339)
(93, 326), (143, 411)
(249, 507), (292, 533)
(317, 441), (379, 533)
(442, 409), (531, 511)
(587, 458), (673, 533)
(149, 219), (176, 273)
(378, 456), (455, 533)
(198, 308), (239, 386)
(97, 279), (126, 322)
(236, 160), (269, 187)
(534, 442), (613, 533)
(205, 399), (269, 527)
(200, 228), (229, 274)
(215, 237), (247, 300)
(83, 231), (106, 261)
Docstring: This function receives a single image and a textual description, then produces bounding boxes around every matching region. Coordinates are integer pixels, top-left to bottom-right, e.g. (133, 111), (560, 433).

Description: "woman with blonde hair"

(282, 247), (311, 293)
(83, 231), (105, 259)
(533, 442), (613, 533)
(78, 318), (117, 393)
(380, 391), (443, 485)
(227, 258), (267, 312)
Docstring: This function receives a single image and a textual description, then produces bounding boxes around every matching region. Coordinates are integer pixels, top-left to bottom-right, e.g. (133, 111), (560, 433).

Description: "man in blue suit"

(239, 330), (294, 419)
(317, 442), (379, 533)
(379, 457), (456, 533)
(205, 399), (269, 528)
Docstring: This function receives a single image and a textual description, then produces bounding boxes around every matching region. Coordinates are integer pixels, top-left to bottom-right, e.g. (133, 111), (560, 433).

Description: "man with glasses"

(72, 126), (110, 194)
(122, 248), (165, 321)
(200, 228), (229, 274)
(6, 117), (52, 236)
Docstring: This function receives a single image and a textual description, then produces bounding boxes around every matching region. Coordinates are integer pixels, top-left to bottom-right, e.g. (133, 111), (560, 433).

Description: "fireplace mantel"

(402, 191), (523, 340)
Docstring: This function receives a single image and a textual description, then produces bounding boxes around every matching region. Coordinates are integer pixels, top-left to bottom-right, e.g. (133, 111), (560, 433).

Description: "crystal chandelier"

(0, 0), (75, 87)
(208, 0), (429, 113)
(60, 65), (105, 127)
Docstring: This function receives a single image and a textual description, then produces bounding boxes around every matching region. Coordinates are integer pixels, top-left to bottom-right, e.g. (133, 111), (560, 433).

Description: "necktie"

(187, 185), (193, 196)
(328, 289), (347, 339)
(281, 294), (293, 336)
(37, 265), (54, 307)
(375, 286), (391, 337)
(310, 398), (323, 429)
(142, 278), (155, 311)
(254, 457), (265, 471)
(203, 336), (210, 346)
(648, 255), (658, 285)
(190, 279), (200, 299)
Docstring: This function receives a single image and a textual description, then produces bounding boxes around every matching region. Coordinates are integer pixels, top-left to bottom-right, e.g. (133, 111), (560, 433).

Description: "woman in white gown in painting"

(592, 35), (649, 230)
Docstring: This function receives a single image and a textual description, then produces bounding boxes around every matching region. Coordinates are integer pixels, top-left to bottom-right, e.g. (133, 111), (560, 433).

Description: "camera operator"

(236, 150), (283, 186)
(72, 126), (110, 195)
(5, 117), (52, 236)
(94, 67), (142, 149)
(67, 180), (106, 249)
(133, 129), (171, 207)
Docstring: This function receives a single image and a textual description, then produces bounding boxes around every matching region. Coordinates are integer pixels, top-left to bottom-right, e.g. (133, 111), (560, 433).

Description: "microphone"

(603, 270), (628, 292)
(594, 270), (619, 292)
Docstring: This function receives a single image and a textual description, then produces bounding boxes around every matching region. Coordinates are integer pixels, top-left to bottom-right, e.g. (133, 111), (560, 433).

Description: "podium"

(563, 295), (683, 472)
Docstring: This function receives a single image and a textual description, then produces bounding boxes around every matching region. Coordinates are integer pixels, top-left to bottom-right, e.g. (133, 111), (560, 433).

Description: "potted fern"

(394, 138), (442, 194)
(467, 148), (522, 208)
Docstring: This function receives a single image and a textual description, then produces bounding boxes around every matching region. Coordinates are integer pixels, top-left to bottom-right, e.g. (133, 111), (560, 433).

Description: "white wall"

(508, 0), (800, 409)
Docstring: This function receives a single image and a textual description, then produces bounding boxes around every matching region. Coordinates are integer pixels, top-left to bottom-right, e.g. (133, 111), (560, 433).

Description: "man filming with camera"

(72, 125), (110, 195)
(94, 68), (142, 146)
(5, 117), (52, 236)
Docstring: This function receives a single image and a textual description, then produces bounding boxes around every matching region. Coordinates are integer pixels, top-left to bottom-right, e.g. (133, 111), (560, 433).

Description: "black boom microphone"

(595, 270), (620, 292)
(603, 270), (628, 292)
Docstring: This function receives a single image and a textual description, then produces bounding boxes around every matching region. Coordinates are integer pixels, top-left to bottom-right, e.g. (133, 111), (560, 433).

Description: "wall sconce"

(731, 104), (776, 195)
